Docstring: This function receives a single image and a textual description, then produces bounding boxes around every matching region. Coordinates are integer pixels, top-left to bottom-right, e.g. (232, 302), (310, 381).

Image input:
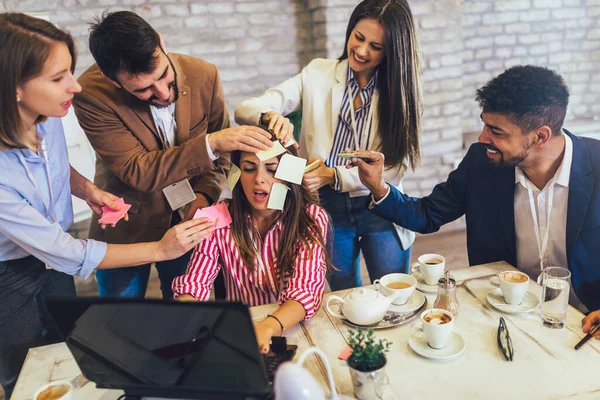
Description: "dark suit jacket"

(371, 131), (600, 311)
(74, 54), (230, 243)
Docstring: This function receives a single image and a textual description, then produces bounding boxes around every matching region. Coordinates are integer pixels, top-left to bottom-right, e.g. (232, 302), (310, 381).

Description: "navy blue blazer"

(371, 131), (600, 311)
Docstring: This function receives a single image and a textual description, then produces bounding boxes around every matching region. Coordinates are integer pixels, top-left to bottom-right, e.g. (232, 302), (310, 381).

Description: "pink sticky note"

(338, 345), (352, 361)
(98, 198), (131, 225)
(192, 202), (232, 229)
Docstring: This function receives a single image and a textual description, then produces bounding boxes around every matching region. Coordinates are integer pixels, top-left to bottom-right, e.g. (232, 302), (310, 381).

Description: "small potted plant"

(346, 327), (392, 400)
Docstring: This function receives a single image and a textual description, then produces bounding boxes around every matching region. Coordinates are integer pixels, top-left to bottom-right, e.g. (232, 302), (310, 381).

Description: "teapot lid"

(349, 288), (378, 302)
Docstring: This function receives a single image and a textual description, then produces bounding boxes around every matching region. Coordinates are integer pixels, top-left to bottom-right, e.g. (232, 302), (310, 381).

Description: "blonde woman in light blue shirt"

(0, 14), (216, 398)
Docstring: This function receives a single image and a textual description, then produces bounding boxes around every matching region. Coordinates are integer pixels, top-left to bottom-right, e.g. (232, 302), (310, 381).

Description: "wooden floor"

(0, 229), (467, 400)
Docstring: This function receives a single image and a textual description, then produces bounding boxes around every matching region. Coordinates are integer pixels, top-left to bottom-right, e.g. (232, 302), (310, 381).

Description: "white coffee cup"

(411, 254), (446, 286)
(415, 308), (454, 349)
(34, 380), (73, 400)
(498, 270), (530, 305)
(373, 273), (417, 305)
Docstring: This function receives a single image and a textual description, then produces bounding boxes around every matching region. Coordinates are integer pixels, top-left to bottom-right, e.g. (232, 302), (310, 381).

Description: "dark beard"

(484, 143), (530, 167)
(148, 79), (179, 108)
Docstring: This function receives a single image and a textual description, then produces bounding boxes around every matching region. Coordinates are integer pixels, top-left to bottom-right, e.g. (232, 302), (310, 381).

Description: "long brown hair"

(339, 0), (423, 170)
(229, 149), (334, 288)
(0, 13), (76, 150)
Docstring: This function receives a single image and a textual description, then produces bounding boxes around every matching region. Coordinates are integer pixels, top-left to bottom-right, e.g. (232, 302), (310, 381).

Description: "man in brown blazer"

(73, 11), (273, 298)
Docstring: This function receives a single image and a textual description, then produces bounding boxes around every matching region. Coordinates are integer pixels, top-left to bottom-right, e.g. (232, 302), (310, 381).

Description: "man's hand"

(181, 193), (210, 221)
(302, 158), (335, 192)
(260, 111), (298, 148)
(85, 185), (129, 229)
(345, 150), (388, 200)
(582, 310), (600, 339)
(208, 126), (273, 153)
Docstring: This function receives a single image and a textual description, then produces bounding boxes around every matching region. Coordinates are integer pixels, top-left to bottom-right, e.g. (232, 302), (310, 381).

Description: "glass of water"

(541, 266), (571, 329)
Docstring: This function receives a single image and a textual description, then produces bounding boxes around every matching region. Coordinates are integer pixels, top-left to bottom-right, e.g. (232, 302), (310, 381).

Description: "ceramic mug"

(373, 273), (417, 305)
(413, 308), (454, 349)
(33, 380), (73, 400)
(411, 254), (446, 286)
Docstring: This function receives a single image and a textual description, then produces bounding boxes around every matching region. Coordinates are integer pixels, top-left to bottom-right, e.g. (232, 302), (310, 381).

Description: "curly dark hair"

(476, 65), (569, 136)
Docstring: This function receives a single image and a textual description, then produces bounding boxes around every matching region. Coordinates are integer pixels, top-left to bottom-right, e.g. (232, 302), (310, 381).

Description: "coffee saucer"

(411, 273), (439, 293)
(408, 332), (466, 361)
(486, 288), (540, 314)
(388, 290), (426, 313)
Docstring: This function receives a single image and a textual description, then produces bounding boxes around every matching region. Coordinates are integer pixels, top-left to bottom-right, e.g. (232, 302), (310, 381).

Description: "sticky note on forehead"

(256, 140), (286, 161)
(193, 202), (232, 229)
(274, 153), (307, 185)
(267, 182), (289, 210)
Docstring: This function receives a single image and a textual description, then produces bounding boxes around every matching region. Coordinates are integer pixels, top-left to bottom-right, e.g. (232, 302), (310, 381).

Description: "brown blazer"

(73, 54), (230, 244)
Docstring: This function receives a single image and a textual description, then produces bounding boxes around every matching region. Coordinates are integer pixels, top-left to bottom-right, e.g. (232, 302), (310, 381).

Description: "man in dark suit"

(74, 11), (273, 298)
(347, 65), (600, 312)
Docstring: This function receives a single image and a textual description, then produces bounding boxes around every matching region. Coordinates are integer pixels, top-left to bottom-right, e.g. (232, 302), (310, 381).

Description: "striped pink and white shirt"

(172, 203), (329, 319)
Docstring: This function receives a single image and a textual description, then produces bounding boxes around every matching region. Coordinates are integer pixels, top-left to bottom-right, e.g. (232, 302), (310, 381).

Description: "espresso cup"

(498, 270), (530, 305)
(411, 254), (446, 286)
(415, 308), (454, 349)
(373, 273), (417, 305)
(34, 380), (73, 400)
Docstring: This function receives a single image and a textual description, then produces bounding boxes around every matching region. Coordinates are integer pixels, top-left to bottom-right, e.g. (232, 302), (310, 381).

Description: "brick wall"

(5, 0), (599, 201)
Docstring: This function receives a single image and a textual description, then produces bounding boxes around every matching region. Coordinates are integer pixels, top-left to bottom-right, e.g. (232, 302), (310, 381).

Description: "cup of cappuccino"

(415, 308), (454, 349)
(411, 254), (446, 286)
(34, 381), (73, 400)
(498, 270), (530, 305)
(373, 273), (417, 305)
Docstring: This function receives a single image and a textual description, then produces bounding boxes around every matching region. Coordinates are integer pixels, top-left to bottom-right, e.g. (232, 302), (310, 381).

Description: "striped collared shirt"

(172, 204), (329, 319)
(326, 66), (378, 171)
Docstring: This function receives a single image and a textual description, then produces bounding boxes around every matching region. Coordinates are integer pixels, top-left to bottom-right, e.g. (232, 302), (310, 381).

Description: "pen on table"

(574, 323), (600, 350)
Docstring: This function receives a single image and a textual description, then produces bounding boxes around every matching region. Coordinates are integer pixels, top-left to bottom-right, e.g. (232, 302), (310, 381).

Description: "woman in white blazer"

(235, 0), (423, 290)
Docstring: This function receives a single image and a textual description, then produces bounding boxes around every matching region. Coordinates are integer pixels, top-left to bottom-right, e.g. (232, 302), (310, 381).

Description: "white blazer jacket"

(235, 58), (415, 249)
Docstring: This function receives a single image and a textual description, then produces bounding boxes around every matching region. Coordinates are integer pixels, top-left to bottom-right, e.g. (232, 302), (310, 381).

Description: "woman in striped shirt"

(173, 148), (333, 352)
(235, 0), (423, 291)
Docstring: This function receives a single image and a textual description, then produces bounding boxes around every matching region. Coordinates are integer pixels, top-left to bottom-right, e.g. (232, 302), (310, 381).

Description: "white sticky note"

(227, 164), (241, 191)
(267, 182), (290, 210)
(275, 154), (307, 185)
(284, 137), (296, 148)
(256, 140), (286, 161)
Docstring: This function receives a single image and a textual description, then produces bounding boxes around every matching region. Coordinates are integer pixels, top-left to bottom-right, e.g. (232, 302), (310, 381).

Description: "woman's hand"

(156, 217), (215, 261)
(582, 310), (600, 339)
(302, 158), (335, 191)
(254, 318), (280, 354)
(260, 111), (298, 148)
(85, 185), (129, 229)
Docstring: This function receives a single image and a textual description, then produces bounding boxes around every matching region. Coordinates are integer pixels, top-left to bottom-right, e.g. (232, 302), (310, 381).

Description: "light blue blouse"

(0, 117), (106, 278)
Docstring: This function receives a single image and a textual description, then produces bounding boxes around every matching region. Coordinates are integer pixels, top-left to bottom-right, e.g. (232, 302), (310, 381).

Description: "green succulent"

(347, 328), (392, 372)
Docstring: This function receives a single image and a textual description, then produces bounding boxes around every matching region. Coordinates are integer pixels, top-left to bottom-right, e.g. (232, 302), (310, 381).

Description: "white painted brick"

(518, 34), (540, 44)
(122, 0), (147, 5)
(423, 105), (441, 117)
(520, 9), (550, 21)
(504, 58), (523, 68)
(475, 48), (493, 59)
(533, 0), (562, 7)
(418, 30), (443, 43)
(420, 15), (448, 29)
(464, 2), (492, 14)
(164, 4), (189, 17)
(551, 8), (586, 19)
(218, 28), (247, 40)
(236, 2), (279, 13)
(464, 37), (494, 49)
(547, 41), (562, 52)
(494, 1), (532, 11)
(421, 138), (463, 157)
(208, 3), (235, 13)
(441, 54), (462, 67)
(552, 53), (572, 63)
(495, 35), (517, 46)
(206, 55), (237, 67)
(260, 63), (299, 76)
(442, 103), (462, 116)
(461, 50), (475, 62)
(505, 23), (532, 34)
(463, 61), (482, 73)
(563, 0), (581, 5)
(192, 41), (237, 55)
(440, 79), (462, 91)
(495, 48), (512, 58)
(477, 25), (503, 36)
(590, 7), (600, 17)
(463, 14), (482, 27)
(215, 16), (244, 28)
(529, 44), (549, 55)
(589, 28), (600, 40)
(482, 11), (519, 25)
(99, 0), (118, 5)
(267, 40), (295, 51)
(184, 16), (213, 28)
(220, 68), (259, 82)
(429, 58), (441, 69)
(190, 4), (208, 14)
(582, 41), (600, 51)
(484, 59), (504, 71)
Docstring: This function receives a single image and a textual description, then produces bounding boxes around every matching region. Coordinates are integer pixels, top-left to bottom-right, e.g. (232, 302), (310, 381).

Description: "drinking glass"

(541, 266), (571, 329)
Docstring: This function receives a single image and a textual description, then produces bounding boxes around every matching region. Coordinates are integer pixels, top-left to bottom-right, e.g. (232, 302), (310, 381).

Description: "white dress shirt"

(514, 133), (587, 312)
(150, 103), (218, 160)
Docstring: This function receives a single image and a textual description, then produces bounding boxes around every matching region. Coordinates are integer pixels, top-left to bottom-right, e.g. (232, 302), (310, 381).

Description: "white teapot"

(325, 287), (396, 326)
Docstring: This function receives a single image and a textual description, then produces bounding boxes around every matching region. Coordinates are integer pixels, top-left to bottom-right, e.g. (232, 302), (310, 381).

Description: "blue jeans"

(0, 256), (75, 399)
(320, 186), (412, 291)
(96, 250), (191, 298)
